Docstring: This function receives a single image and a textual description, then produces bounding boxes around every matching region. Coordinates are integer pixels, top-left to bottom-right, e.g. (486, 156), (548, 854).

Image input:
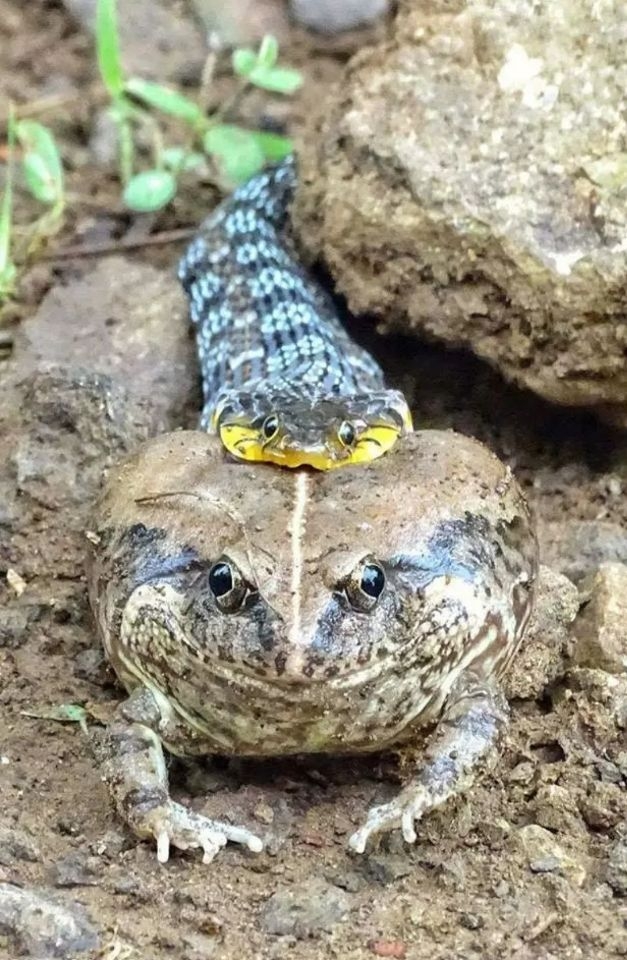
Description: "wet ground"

(0, 2), (626, 958)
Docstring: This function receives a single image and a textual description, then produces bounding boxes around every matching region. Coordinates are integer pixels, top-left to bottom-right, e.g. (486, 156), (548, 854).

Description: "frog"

(87, 426), (537, 863)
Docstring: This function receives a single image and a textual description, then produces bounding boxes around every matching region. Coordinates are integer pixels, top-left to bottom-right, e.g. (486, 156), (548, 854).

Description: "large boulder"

(294, 0), (627, 422)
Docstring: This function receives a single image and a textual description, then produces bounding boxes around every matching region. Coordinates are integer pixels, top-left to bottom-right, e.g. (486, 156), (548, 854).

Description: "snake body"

(178, 157), (412, 470)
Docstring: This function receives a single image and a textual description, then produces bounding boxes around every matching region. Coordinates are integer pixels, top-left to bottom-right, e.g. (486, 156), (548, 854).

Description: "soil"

(0, 3), (626, 959)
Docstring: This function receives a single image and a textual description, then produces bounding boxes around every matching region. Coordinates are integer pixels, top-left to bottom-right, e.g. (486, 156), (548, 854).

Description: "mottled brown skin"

(87, 429), (537, 862)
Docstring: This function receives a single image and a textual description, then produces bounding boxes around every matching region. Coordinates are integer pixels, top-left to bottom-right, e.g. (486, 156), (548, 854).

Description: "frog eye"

(345, 561), (386, 612)
(360, 563), (385, 599)
(337, 420), (356, 448)
(262, 414), (279, 440)
(208, 560), (247, 612)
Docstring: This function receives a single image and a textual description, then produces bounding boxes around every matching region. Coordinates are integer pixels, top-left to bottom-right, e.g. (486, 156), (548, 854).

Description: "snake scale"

(178, 155), (412, 469)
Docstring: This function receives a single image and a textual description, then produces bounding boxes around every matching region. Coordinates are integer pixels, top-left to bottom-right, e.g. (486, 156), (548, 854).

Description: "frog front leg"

(348, 671), (510, 854)
(93, 687), (263, 863)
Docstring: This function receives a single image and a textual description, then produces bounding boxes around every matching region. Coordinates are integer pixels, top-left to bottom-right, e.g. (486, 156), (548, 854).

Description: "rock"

(73, 648), (110, 686)
(579, 782), (627, 831)
(538, 521), (627, 583)
(62, 0), (205, 82)
(363, 854), (412, 885)
(13, 256), (197, 432)
(51, 851), (99, 888)
(189, 0), (291, 45)
(182, 931), (221, 960)
(289, 0), (390, 33)
(0, 828), (40, 866)
(531, 785), (586, 837)
(573, 563), (627, 674)
(606, 838), (627, 896)
(253, 801), (275, 825)
(0, 605), (43, 650)
(261, 879), (350, 938)
(294, 0), (627, 422)
(0, 370), (152, 522)
(0, 882), (99, 957)
(513, 825), (586, 888)
(566, 668), (627, 736)
(504, 565), (579, 700)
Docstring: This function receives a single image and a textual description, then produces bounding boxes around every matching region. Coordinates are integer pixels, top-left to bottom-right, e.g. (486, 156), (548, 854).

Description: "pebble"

(0, 828), (41, 867)
(0, 882), (99, 957)
(579, 782), (627, 831)
(606, 838), (627, 896)
(261, 879), (351, 938)
(363, 854), (412, 885)
(368, 939), (407, 958)
(254, 801), (275, 825)
(514, 825), (587, 888)
(289, 0), (389, 33)
(573, 563), (627, 674)
(190, 0), (290, 45)
(325, 868), (366, 893)
(532, 785), (586, 836)
(51, 851), (99, 888)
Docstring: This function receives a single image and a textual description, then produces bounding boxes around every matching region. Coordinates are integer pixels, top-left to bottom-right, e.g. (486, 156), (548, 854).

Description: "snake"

(177, 155), (413, 470)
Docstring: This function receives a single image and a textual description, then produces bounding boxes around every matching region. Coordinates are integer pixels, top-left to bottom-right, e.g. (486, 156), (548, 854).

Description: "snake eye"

(208, 560), (247, 612)
(337, 420), (356, 448)
(262, 414), (279, 440)
(345, 560), (386, 611)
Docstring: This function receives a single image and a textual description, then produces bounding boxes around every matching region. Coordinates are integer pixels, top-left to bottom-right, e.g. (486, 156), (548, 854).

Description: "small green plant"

(16, 118), (66, 245)
(0, 111), (17, 303)
(0, 109), (66, 306)
(95, 0), (302, 212)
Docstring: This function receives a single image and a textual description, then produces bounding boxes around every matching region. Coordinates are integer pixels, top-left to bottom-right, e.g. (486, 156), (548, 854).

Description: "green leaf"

(16, 121), (64, 206)
(22, 154), (59, 204)
(160, 146), (206, 173)
(231, 41), (302, 93)
(257, 35), (279, 69)
(250, 130), (293, 162)
(125, 77), (204, 125)
(247, 65), (303, 95)
(203, 124), (266, 186)
(123, 169), (177, 211)
(96, 0), (125, 97)
(23, 704), (90, 734)
(232, 47), (257, 78)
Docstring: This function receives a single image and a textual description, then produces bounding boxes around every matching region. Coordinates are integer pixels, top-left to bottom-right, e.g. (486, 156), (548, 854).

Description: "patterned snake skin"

(178, 156), (412, 470)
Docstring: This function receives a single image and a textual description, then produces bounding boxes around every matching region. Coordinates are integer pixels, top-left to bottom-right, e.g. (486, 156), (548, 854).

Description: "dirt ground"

(0, 2), (626, 958)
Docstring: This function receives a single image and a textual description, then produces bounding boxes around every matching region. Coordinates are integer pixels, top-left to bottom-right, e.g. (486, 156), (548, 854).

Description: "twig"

(0, 86), (104, 128)
(42, 226), (195, 261)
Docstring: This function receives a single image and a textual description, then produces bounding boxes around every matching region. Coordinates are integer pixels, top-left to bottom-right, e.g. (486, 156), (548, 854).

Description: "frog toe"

(147, 801), (262, 864)
(348, 787), (431, 854)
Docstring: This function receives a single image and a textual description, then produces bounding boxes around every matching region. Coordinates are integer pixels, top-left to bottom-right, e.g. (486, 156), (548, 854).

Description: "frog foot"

(348, 786), (432, 854)
(144, 800), (264, 864)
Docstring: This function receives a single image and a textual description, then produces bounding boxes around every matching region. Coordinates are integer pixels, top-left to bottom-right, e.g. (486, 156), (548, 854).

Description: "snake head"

(210, 388), (413, 470)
